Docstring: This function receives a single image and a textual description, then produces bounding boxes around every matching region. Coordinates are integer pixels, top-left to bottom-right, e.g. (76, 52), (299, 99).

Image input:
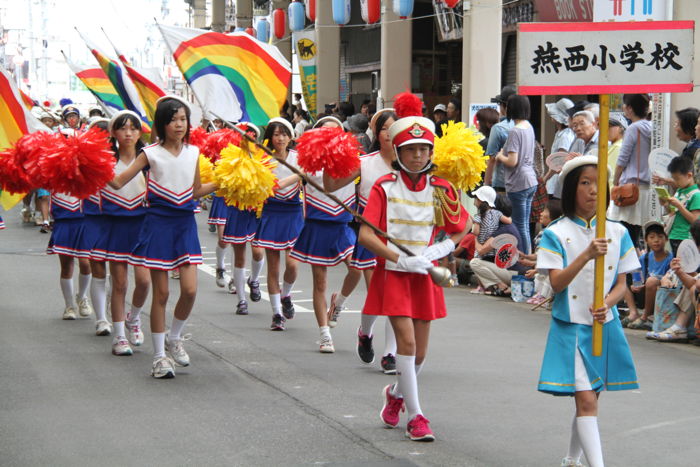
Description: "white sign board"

(594, 0), (668, 22)
(517, 21), (694, 95)
(468, 103), (499, 127)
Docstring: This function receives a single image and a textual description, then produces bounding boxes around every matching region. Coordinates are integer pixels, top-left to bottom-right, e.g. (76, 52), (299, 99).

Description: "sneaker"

(40, 223), (51, 233)
(356, 329), (375, 364)
(208, 224), (216, 233)
(227, 278), (237, 294)
(125, 319), (144, 346)
(628, 317), (652, 331)
(655, 326), (688, 342)
(379, 384), (404, 428)
(561, 457), (584, 467)
(270, 313), (286, 331)
(470, 286), (485, 294)
(21, 208), (32, 223)
(151, 356), (176, 379)
(112, 337), (133, 356)
(236, 300), (249, 315)
(281, 296), (295, 319)
(166, 335), (190, 367)
(381, 354), (397, 375)
(327, 292), (343, 328)
(319, 336), (335, 353)
(405, 414), (435, 442)
(171, 269), (180, 280)
(62, 306), (77, 320)
(215, 268), (226, 288)
(77, 296), (93, 317)
(247, 278), (261, 302)
(95, 320), (112, 336)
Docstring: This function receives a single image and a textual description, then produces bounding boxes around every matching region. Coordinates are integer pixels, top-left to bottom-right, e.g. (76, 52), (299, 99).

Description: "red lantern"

(245, 27), (255, 36)
(273, 9), (286, 39)
(442, 0), (460, 7)
(361, 0), (380, 25)
(305, 0), (316, 22)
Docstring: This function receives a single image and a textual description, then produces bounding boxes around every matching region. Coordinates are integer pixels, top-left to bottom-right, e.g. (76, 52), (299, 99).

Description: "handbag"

(611, 128), (641, 207)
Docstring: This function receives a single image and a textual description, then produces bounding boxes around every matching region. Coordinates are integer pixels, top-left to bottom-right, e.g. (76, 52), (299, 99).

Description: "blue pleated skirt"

(91, 215), (145, 263)
(222, 206), (260, 244)
(290, 219), (355, 266)
(253, 202), (304, 250)
(78, 214), (109, 255)
(47, 218), (88, 258)
(208, 195), (228, 225)
(128, 211), (202, 270)
(0, 215), (4, 230)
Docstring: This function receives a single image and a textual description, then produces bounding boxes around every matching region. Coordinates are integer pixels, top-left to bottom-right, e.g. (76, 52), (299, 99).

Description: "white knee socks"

(127, 305), (143, 323)
(566, 415), (583, 463)
(152, 332), (166, 358)
(60, 278), (75, 308)
(215, 245), (226, 270)
(78, 273), (91, 300)
(270, 293), (282, 316)
(90, 277), (107, 322)
(169, 318), (187, 341)
(360, 313), (377, 337)
(234, 267), (247, 302)
(396, 354), (422, 420)
(384, 318), (397, 356)
(250, 258), (265, 282)
(576, 416), (604, 467)
(281, 281), (294, 298)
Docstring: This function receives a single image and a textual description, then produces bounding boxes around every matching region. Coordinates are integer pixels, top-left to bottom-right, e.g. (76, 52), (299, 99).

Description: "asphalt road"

(2, 206), (700, 466)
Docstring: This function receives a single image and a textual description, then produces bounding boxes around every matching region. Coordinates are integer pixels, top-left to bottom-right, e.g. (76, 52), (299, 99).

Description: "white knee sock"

(384, 318), (397, 356)
(360, 313), (377, 337)
(127, 305), (143, 323)
(396, 354), (422, 420)
(113, 321), (125, 339)
(215, 245), (226, 270)
(334, 293), (347, 308)
(169, 317), (187, 341)
(576, 416), (604, 467)
(250, 258), (265, 282)
(60, 278), (75, 308)
(415, 360), (425, 377)
(152, 332), (166, 358)
(567, 415), (583, 463)
(90, 278), (107, 322)
(234, 267), (247, 302)
(270, 293), (282, 315)
(281, 280), (294, 298)
(319, 325), (331, 340)
(78, 273), (91, 300)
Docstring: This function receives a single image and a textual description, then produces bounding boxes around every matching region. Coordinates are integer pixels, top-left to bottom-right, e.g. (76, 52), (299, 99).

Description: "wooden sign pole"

(593, 94), (610, 357)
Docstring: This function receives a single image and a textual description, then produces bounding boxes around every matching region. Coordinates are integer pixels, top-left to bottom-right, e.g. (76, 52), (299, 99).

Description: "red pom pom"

(39, 127), (116, 199)
(20, 132), (65, 188)
(203, 129), (242, 163)
(188, 126), (209, 153)
(394, 92), (423, 118)
(0, 131), (60, 194)
(296, 127), (361, 179)
(0, 146), (33, 194)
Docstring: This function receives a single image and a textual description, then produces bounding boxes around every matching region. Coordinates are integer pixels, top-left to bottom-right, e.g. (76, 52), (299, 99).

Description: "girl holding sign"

(536, 156), (639, 467)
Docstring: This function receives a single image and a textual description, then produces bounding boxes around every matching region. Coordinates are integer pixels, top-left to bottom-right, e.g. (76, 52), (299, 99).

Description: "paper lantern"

(393, 0), (414, 19)
(442, 0), (460, 8)
(256, 18), (270, 42)
(305, 0), (316, 22)
(288, 1), (305, 32)
(332, 0), (351, 25)
(245, 27), (255, 37)
(273, 8), (286, 39)
(361, 0), (380, 24)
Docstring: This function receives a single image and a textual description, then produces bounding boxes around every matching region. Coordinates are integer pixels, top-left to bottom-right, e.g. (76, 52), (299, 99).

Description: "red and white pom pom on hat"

(388, 92), (435, 148)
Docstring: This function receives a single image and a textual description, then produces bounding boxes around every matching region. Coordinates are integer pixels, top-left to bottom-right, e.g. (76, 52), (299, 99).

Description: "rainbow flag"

(158, 24), (291, 127)
(19, 89), (35, 110)
(63, 52), (126, 115)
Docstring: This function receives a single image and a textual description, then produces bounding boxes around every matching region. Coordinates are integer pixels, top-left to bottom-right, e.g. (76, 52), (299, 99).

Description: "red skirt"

(362, 262), (446, 321)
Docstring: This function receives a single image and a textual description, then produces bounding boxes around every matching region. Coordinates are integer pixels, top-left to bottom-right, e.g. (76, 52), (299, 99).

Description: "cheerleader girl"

(323, 109), (399, 372)
(536, 156), (639, 467)
(358, 99), (469, 441)
(109, 96), (216, 379)
(253, 118), (303, 331)
(93, 111), (151, 356)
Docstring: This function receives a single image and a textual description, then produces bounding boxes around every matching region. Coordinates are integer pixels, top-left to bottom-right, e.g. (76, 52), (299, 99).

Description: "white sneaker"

(166, 335), (190, 367)
(151, 356), (175, 379)
(227, 278), (237, 294)
(215, 268), (226, 288)
(62, 306), (77, 320)
(77, 296), (93, 317)
(125, 319), (144, 346)
(95, 320), (112, 336)
(319, 336), (335, 354)
(112, 337), (133, 356)
(326, 292), (344, 329)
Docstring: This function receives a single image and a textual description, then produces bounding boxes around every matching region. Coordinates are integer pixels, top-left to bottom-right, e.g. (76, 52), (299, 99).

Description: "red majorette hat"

(387, 93), (435, 148)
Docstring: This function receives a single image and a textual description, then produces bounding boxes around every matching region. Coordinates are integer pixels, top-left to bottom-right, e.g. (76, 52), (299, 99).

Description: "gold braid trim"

(433, 182), (461, 228)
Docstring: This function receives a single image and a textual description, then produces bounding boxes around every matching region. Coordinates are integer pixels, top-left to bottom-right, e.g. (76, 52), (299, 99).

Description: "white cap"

(472, 185), (496, 208)
(433, 103), (447, 113)
(558, 155), (600, 190)
(268, 117), (295, 137)
(156, 95), (191, 112)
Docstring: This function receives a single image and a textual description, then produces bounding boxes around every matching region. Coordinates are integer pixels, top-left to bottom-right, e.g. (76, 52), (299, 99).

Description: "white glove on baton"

(396, 254), (433, 274)
(422, 238), (456, 261)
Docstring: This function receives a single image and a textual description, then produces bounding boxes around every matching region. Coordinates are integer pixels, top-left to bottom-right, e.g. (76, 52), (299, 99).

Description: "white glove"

(396, 254), (433, 274)
(422, 238), (456, 261)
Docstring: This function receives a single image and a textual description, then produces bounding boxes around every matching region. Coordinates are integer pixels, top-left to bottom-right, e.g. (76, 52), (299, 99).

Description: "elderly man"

(569, 110), (599, 156)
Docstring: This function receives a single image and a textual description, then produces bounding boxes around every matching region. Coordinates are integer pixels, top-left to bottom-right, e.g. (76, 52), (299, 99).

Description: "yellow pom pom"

(433, 121), (489, 192)
(214, 143), (278, 216)
(199, 154), (216, 185)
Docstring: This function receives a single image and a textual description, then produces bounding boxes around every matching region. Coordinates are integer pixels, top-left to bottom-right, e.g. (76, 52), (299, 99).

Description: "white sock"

(152, 332), (166, 358)
(90, 278), (107, 322)
(567, 415), (583, 463)
(113, 321), (125, 339)
(360, 313), (377, 337)
(78, 273), (91, 299)
(415, 360), (425, 377)
(396, 354), (422, 419)
(60, 278), (75, 308)
(215, 245), (226, 270)
(576, 416), (604, 467)
(234, 267), (247, 302)
(169, 317), (187, 341)
(319, 325), (331, 340)
(127, 305), (143, 323)
(281, 281), (294, 298)
(270, 293), (282, 315)
(250, 258), (265, 282)
(334, 293), (348, 308)
(384, 318), (397, 355)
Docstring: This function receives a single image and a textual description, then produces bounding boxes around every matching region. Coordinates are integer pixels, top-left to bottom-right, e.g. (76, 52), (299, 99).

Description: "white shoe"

(319, 336), (335, 354)
(561, 457), (584, 467)
(125, 319), (144, 346)
(77, 296), (93, 317)
(227, 278), (237, 294)
(215, 268), (226, 288)
(95, 320), (112, 336)
(151, 356), (175, 379)
(165, 334), (190, 367)
(112, 337), (133, 356)
(62, 306), (77, 320)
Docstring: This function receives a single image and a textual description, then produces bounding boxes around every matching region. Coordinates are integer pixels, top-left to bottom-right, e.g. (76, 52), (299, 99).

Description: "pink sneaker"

(406, 414), (435, 442)
(379, 384), (404, 428)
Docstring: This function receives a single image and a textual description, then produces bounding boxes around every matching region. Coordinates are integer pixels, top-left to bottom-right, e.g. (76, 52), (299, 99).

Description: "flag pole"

(593, 94), (610, 357)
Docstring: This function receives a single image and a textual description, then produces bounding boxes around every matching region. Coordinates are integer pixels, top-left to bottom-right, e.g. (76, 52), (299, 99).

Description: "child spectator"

(624, 222), (673, 330)
(662, 156), (700, 255)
